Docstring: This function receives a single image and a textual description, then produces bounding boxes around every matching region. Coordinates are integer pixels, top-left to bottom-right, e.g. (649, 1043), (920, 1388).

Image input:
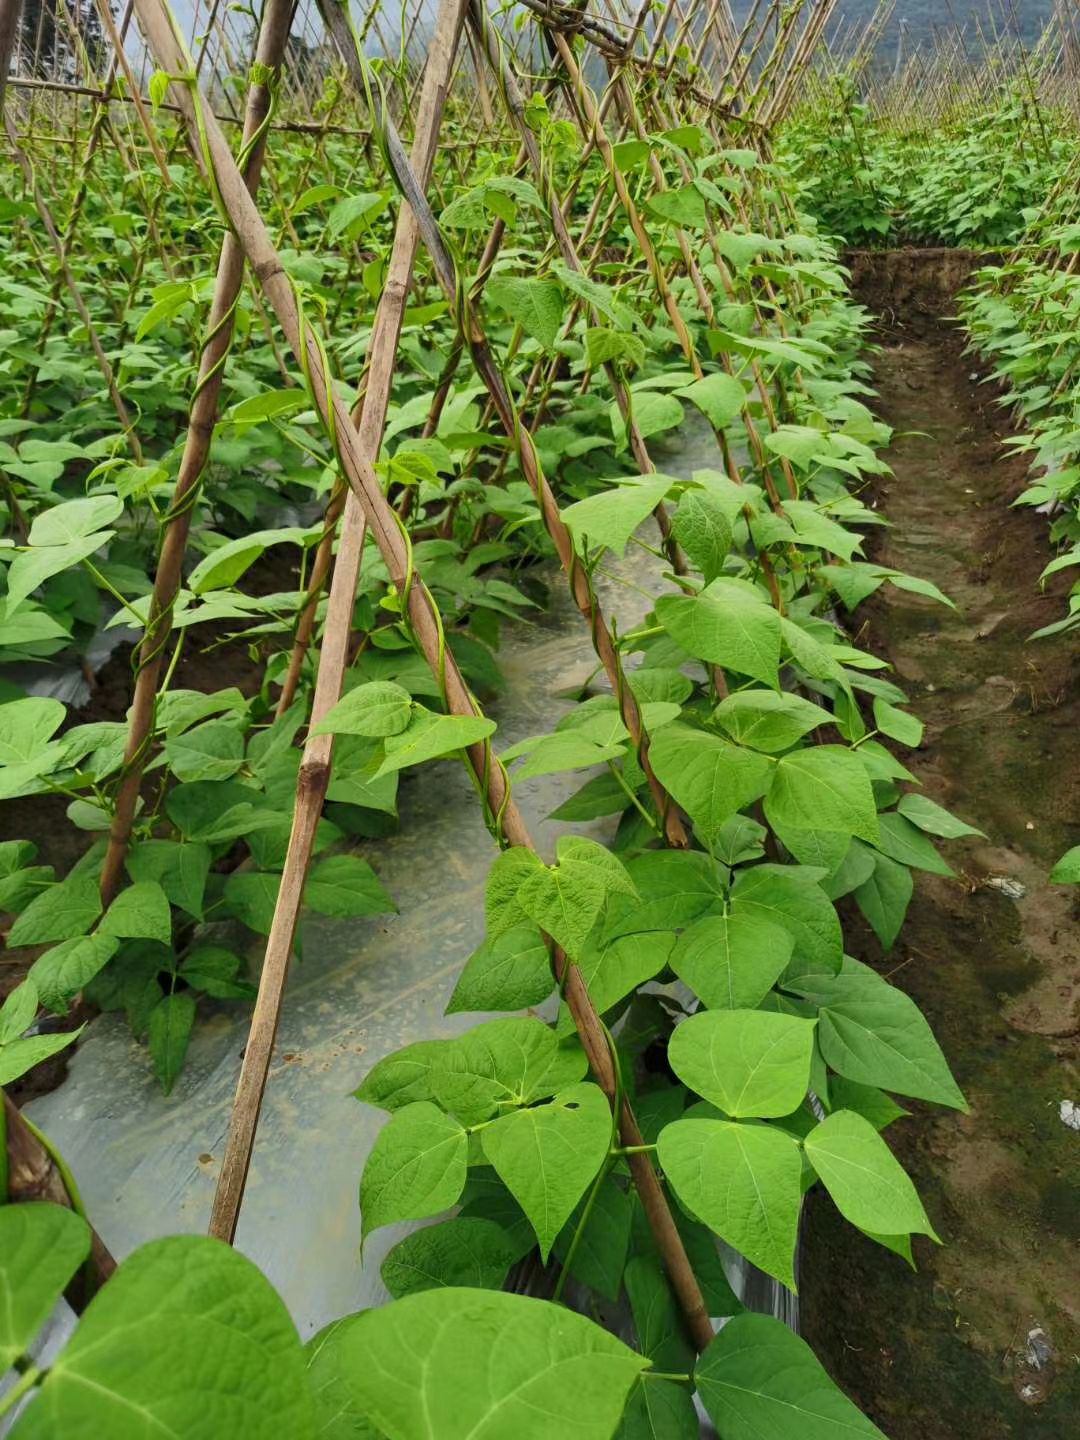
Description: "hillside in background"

(733, 0), (1056, 58)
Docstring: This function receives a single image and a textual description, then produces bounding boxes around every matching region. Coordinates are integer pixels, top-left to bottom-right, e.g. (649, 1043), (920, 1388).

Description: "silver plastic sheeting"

(24, 418), (791, 1340)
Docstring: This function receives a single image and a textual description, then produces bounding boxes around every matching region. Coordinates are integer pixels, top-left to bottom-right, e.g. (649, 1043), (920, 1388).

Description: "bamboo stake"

(209, 0), (470, 1243)
(98, 0), (297, 908)
(316, 0), (687, 847)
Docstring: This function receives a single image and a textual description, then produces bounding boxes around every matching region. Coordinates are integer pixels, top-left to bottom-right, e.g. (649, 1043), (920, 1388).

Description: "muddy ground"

(802, 252), (1080, 1435)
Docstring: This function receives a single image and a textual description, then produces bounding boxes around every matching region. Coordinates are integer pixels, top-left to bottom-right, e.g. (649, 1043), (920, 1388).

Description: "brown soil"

(801, 253), (1080, 1435)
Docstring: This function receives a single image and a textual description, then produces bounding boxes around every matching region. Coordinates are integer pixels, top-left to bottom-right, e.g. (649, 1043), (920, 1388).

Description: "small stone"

(1059, 1100), (1080, 1131)
(987, 876), (1027, 900)
(1026, 822), (1035, 831)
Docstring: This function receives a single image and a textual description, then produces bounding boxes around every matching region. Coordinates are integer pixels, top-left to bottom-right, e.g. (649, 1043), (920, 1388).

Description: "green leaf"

(560, 931), (674, 1029)
(0, 978), (39, 1043)
(805, 1109), (937, 1239)
(510, 731), (625, 781)
(165, 781), (275, 845)
(163, 719), (245, 782)
(447, 925), (553, 1013)
(360, 1101), (468, 1239)
(376, 707), (496, 775)
(896, 793), (985, 839)
(481, 1082), (612, 1260)
(553, 1175), (632, 1300)
(222, 871), (282, 934)
(126, 840), (211, 920)
(180, 946), (254, 1000)
(437, 1019), (582, 1123)
(0, 1205), (90, 1368)
(28, 495), (123, 546)
(148, 992), (195, 1094)
(766, 747), (879, 844)
(556, 834), (636, 897)
(853, 851), (913, 950)
(303, 854), (395, 918)
(515, 861), (606, 959)
(646, 185), (707, 229)
(874, 812), (952, 874)
(562, 476), (675, 557)
(677, 372), (746, 429)
(668, 1009), (815, 1117)
(310, 1288), (646, 1440)
(380, 1216), (517, 1299)
(99, 881), (172, 945)
(604, 851), (724, 938)
(11, 1236), (314, 1440)
(226, 388), (306, 424)
(788, 956), (966, 1108)
(828, 1077), (909, 1131)
(5, 535), (116, 613)
(670, 912), (793, 1010)
(658, 1118), (802, 1287)
(487, 276), (565, 349)
(186, 528), (309, 594)
(30, 935), (118, 1014)
(313, 681), (413, 738)
(304, 1321), (380, 1440)
(695, 1312), (886, 1439)
(714, 690), (832, 754)
(655, 581), (781, 688)
(585, 327), (646, 371)
(0, 1029), (82, 1087)
(649, 724), (771, 845)
(1051, 845), (1080, 884)
(616, 1377), (698, 1439)
(732, 865), (842, 978)
(327, 190), (387, 239)
(671, 491), (732, 582)
(613, 391), (684, 445)
(485, 847), (545, 937)
(7, 875), (101, 948)
(623, 1254), (694, 1371)
(872, 698), (923, 747)
(0, 697), (65, 764)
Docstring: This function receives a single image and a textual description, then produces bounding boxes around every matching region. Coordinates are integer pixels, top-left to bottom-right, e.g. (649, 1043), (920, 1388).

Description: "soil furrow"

(802, 256), (1080, 1437)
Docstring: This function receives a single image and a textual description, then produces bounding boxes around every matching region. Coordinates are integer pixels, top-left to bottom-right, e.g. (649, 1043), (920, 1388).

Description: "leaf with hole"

(481, 1082), (612, 1260)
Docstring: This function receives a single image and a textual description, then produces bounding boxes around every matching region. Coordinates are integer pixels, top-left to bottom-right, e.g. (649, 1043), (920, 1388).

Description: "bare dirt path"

(802, 256), (1080, 1438)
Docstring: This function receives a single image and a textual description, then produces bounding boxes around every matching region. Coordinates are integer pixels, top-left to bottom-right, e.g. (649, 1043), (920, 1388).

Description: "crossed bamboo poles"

(33, 0), (836, 1345)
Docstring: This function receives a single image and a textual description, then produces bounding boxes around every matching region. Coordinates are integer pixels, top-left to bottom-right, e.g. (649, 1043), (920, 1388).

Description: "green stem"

(81, 559), (147, 625)
(642, 1370), (694, 1384)
(0, 1364), (43, 1419)
(552, 1155), (612, 1304)
(606, 761), (660, 835)
(612, 1143), (657, 1156)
